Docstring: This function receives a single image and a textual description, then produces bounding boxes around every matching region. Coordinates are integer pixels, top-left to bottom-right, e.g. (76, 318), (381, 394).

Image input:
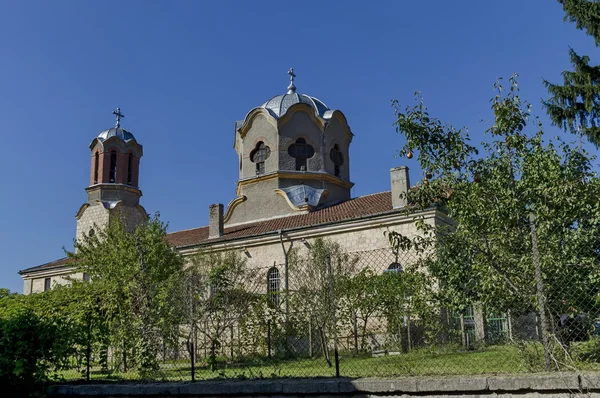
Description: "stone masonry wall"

(212, 213), (431, 294)
(75, 203), (111, 243)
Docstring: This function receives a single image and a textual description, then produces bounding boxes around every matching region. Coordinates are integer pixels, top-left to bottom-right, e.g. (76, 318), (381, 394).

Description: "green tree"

(543, 0), (600, 147)
(68, 213), (184, 377)
(289, 238), (357, 367)
(185, 250), (261, 370)
(392, 75), (600, 366)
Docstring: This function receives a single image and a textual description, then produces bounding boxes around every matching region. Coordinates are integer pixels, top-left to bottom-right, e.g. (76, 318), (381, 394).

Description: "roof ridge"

(167, 225), (208, 235)
(350, 190), (391, 199)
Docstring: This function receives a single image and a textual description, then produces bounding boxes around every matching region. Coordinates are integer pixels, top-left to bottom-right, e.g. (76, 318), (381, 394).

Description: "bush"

(0, 288), (87, 397)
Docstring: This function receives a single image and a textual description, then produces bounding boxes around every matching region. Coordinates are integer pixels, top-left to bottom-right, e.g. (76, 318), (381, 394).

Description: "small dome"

(261, 92), (329, 118)
(97, 127), (136, 143)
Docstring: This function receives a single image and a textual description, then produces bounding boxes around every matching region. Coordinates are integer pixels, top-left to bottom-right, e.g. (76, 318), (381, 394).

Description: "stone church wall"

(241, 115), (278, 179)
(213, 212), (434, 294)
(75, 204), (111, 243)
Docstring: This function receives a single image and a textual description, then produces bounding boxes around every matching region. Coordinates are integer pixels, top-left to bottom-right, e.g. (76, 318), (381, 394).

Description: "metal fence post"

(86, 314), (91, 382)
(190, 337), (195, 381)
(529, 213), (553, 371)
(326, 255), (340, 377)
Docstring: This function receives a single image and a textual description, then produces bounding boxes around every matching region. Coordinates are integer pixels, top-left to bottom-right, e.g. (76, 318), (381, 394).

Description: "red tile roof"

(167, 191), (393, 247)
(19, 257), (73, 274)
(21, 191), (394, 274)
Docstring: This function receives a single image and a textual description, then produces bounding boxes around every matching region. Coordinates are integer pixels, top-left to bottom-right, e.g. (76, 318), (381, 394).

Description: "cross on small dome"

(287, 68), (296, 94)
(112, 107), (125, 128)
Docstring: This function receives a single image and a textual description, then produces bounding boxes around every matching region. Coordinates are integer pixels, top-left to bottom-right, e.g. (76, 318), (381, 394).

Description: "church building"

(19, 70), (447, 294)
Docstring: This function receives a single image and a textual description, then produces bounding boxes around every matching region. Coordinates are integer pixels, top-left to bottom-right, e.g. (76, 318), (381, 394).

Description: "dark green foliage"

(0, 287), (92, 397)
(543, 49), (600, 147)
(560, 0), (600, 44)
(544, 1), (600, 147)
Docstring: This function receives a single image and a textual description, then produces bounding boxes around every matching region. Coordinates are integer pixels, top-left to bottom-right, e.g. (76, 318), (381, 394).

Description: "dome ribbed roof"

(97, 127), (136, 143)
(261, 92), (329, 118)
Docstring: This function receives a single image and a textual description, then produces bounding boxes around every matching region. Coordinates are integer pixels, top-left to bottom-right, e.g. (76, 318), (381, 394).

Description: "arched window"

(127, 153), (133, 185)
(386, 262), (403, 273)
(109, 150), (117, 183)
(267, 267), (280, 306)
(250, 141), (271, 175)
(288, 138), (315, 171)
(330, 144), (344, 177)
(93, 152), (99, 184)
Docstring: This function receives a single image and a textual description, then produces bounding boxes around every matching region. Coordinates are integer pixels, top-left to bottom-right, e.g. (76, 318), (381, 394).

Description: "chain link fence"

(58, 216), (600, 382)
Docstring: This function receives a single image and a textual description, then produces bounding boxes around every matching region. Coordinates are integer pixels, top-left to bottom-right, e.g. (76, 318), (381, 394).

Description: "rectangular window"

(44, 277), (51, 292)
(83, 273), (90, 282)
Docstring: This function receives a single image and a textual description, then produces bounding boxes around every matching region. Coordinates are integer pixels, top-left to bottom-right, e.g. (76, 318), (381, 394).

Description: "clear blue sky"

(0, 1), (596, 293)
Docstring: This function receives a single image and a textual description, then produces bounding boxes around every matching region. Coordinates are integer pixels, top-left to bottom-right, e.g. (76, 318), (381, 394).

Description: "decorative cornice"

(236, 171), (354, 196)
(277, 103), (326, 130)
(89, 136), (143, 156)
(237, 108), (278, 141)
(223, 196), (247, 223)
(85, 183), (143, 197)
(324, 110), (354, 142)
(75, 203), (90, 220)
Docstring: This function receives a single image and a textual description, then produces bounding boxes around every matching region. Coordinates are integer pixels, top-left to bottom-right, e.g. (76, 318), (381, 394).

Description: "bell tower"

(75, 108), (147, 242)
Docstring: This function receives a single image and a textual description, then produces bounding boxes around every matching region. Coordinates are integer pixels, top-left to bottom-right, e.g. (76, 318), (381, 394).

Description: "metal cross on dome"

(112, 107), (125, 128)
(287, 68), (296, 94)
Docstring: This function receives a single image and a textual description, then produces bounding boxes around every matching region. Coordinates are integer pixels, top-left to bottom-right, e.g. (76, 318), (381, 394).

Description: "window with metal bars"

(267, 267), (280, 306)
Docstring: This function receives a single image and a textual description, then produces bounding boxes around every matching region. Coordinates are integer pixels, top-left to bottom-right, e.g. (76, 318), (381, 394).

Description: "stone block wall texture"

(75, 203), (111, 243)
(219, 215), (430, 295)
(47, 373), (600, 397)
(28, 272), (86, 294)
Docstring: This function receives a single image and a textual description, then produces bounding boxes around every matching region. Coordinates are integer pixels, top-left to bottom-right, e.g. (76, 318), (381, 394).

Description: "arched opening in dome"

(330, 144), (344, 177)
(109, 150), (117, 183)
(250, 141), (271, 175)
(288, 138), (315, 171)
(127, 153), (133, 185)
(93, 151), (99, 184)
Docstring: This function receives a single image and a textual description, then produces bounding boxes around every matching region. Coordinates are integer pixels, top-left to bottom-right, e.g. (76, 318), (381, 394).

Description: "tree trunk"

(529, 214), (553, 371)
(353, 312), (359, 355)
(318, 327), (332, 367)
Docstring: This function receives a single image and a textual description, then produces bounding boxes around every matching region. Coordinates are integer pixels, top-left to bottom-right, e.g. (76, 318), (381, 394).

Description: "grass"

(59, 343), (585, 382)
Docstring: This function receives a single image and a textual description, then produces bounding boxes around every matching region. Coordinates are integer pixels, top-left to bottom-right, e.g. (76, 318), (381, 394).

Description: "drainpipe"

(278, 230), (290, 323)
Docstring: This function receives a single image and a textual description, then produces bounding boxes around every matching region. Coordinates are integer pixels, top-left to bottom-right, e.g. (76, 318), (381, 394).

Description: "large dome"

(260, 92), (329, 118)
(96, 127), (136, 143)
